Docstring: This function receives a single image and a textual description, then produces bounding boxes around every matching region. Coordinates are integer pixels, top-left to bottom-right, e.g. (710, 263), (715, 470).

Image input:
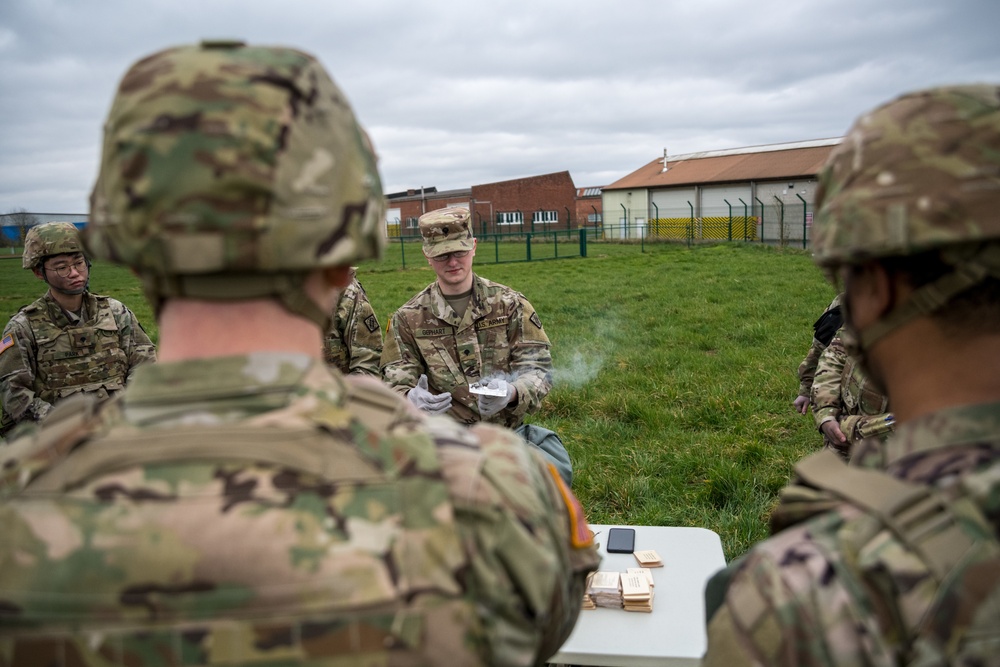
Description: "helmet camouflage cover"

(86, 40), (385, 314)
(22, 222), (85, 270)
(812, 84), (1000, 268)
(813, 84), (1000, 347)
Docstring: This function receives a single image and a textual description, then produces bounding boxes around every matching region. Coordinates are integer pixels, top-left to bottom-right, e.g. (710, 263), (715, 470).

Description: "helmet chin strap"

(856, 245), (1000, 350)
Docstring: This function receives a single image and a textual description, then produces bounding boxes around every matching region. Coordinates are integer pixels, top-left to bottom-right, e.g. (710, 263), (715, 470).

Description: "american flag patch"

(0, 333), (13, 355)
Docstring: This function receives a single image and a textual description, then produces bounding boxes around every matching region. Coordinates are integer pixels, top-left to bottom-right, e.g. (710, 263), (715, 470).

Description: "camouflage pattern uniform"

(795, 294), (842, 400)
(382, 273), (552, 429)
(323, 271), (382, 377)
(704, 86), (1000, 666)
(811, 326), (894, 458)
(0, 41), (599, 667)
(0, 223), (155, 436)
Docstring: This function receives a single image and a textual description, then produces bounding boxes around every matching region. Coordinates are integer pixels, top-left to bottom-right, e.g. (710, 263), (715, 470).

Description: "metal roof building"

(602, 138), (841, 244)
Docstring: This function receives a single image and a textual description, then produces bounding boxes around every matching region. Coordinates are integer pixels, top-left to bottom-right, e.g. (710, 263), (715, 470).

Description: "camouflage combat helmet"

(86, 40), (385, 327)
(812, 84), (1000, 347)
(22, 222), (86, 270)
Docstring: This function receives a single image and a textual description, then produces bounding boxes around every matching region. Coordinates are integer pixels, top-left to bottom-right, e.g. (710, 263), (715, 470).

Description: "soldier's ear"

(323, 265), (353, 289)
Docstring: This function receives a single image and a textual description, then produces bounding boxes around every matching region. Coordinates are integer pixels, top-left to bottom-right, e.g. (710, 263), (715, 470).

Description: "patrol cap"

(86, 40), (385, 325)
(419, 207), (475, 258)
(22, 222), (86, 270)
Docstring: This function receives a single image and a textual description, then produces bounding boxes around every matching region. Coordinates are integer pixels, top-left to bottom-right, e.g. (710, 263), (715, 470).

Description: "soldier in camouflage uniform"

(811, 325), (894, 459)
(323, 268), (382, 377)
(381, 207), (573, 484)
(703, 85), (1000, 666)
(792, 293), (842, 414)
(0, 41), (599, 667)
(0, 222), (155, 437)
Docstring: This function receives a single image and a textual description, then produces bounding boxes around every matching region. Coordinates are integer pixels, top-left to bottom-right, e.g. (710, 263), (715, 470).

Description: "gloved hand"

(477, 379), (516, 418)
(792, 395), (810, 414)
(408, 374), (452, 414)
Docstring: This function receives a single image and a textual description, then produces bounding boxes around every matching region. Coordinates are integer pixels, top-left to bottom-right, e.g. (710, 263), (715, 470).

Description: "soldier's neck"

(156, 298), (325, 362)
(876, 319), (1000, 423)
(47, 288), (83, 314)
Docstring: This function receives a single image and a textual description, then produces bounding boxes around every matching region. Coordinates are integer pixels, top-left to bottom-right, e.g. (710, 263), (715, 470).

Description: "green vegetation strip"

(1, 242), (834, 560)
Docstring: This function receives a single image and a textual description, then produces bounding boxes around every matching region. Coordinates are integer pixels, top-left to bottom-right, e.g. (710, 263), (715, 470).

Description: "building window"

(587, 213), (603, 224)
(406, 216), (419, 228)
(531, 210), (558, 224)
(496, 211), (523, 225)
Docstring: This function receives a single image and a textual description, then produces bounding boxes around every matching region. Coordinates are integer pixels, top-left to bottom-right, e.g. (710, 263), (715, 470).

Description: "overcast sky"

(1, 0), (997, 214)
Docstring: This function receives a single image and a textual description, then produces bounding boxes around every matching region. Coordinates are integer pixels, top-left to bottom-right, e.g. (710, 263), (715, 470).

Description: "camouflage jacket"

(323, 275), (382, 377)
(796, 294), (842, 398)
(0, 353), (599, 667)
(381, 274), (552, 428)
(0, 291), (155, 435)
(812, 327), (893, 450)
(703, 401), (1000, 667)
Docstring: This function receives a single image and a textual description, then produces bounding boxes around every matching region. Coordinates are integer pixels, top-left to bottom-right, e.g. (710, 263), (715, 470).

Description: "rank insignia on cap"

(0, 333), (13, 355)
(364, 314), (379, 333)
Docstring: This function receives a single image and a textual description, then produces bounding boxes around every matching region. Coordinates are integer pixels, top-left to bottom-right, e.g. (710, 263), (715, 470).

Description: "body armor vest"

(25, 294), (129, 402)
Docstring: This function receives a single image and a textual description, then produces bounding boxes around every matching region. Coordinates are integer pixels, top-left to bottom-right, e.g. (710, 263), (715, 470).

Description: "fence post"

(796, 193), (808, 249)
(526, 234), (532, 262)
(773, 196), (785, 246)
(651, 201), (659, 240)
(724, 199), (733, 241)
(755, 197), (765, 243)
(399, 236), (406, 268)
(687, 201), (694, 248)
(495, 231), (500, 263)
(739, 198), (749, 240)
(579, 227), (587, 258)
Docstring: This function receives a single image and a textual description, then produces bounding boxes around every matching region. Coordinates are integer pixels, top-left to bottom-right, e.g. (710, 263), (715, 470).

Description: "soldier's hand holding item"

(476, 378), (516, 418)
(407, 373), (452, 414)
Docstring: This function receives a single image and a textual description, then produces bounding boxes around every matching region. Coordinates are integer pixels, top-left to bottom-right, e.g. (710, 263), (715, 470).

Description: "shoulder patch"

(547, 463), (593, 549)
(0, 333), (14, 355)
(530, 311), (542, 330)
(364, 314), (379, 333)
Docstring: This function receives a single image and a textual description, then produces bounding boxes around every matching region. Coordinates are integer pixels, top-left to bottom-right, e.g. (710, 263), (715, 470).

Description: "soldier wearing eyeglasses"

(0, 221), (155, 436)
(381, 206), (573, 483)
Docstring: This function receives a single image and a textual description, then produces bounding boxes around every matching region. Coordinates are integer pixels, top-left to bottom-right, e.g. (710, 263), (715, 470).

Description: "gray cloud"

(1, 0), (998, 212)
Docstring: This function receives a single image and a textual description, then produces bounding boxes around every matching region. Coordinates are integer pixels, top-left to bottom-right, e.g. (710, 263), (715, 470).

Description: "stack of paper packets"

(585, 571), (623, 609)
(621, 569), (654, 613)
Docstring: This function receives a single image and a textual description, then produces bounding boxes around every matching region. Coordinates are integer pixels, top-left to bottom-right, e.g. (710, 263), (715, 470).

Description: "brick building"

(575, 186), (603, 230)
(384, 171), (578, 238)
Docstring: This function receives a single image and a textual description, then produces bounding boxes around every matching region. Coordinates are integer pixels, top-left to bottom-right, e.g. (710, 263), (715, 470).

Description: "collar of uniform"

(121, 353), (345, 423)
(429, 272), (485, 326)
(42, 290), (95, 324)
(883, 401), (1000, 467)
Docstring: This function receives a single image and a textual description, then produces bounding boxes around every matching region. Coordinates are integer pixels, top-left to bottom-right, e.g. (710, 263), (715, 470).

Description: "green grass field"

(1, 241), (835, 560)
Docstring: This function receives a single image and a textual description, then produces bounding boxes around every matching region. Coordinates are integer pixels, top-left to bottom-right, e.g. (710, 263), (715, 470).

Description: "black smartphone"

(606, 527), (636, 553)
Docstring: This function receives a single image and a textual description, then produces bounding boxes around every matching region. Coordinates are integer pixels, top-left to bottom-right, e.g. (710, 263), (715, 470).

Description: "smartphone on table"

(607, 527), (636, 553)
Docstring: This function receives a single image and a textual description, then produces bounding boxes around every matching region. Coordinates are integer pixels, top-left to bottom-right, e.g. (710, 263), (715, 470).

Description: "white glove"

(408, 374), (452, 414)
(477, 379), (515, 418)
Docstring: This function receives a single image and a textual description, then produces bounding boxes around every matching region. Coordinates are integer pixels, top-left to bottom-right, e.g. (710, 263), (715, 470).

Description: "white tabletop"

(549, 525), (727, 667)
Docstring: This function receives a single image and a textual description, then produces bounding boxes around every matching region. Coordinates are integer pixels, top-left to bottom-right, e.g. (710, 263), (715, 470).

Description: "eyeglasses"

(46, 258), (88, 278)
(430, 250), (471, 263)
